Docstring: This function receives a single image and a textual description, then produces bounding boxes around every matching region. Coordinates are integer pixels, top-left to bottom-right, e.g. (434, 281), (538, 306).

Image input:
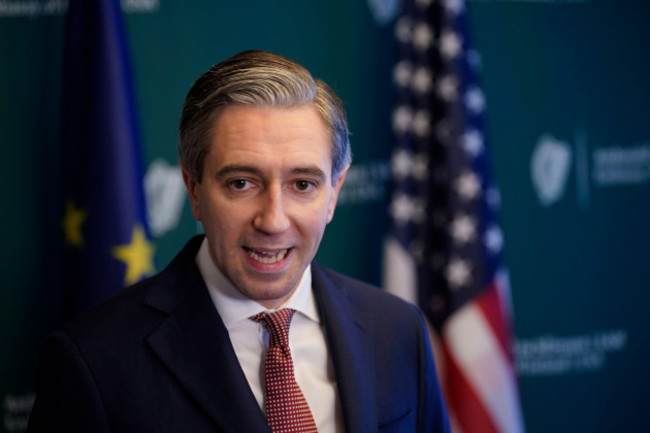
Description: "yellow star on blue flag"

(112, 225), (156, 285)
(63, 199), (87, 248)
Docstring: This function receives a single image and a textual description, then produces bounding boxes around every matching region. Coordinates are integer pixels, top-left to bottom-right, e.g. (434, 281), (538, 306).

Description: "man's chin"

(232, 274), (299, 307)
(250, 288), (297, 309)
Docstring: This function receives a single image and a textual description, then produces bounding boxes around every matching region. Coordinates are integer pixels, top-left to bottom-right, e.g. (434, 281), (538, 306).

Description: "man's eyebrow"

(290, 166), (327, 181)
(215, 165), (327, 181)
(215, 164), (263, 179)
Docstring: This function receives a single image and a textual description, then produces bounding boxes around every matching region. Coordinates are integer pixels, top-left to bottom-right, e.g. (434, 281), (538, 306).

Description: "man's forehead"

(207, 105), (334, 170)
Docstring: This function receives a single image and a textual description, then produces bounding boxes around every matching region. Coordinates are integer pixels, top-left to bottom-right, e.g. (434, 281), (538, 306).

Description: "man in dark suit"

(28, 50), (450, 433)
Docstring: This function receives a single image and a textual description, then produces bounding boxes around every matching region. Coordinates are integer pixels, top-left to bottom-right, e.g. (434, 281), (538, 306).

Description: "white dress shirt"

(195, 238), (343, 433)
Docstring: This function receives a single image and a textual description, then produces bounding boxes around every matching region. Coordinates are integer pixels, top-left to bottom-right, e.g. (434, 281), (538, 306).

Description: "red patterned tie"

(252, 309), (318, 433)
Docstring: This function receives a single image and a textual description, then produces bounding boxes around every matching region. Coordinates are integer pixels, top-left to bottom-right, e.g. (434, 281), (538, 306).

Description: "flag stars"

(393, 60), (413, 88)
(446, 257), (472, 289)
(450, 214), (477, 244)
(111, 225), (156, 285)
(440, 30), (463, 59)
(395, 17), (414, 44)
(486, 186), (502, 210)
(484, 224), (504, 254)
(465, 86), (486, 114)
(63, 199), (87, 248)
(443, 0), (466, 15)
(390, 193), (425, 224)
(455, 171), (482, 200)
(412, 67), (433, 95)
(392, 105), (413, 134)
(412, 110), (432, 137)
(392, 149), (429, 181)
(462, 129), (484, 157)
(413, 22), (434, 51)
(391, 149), (414, 179)
(437, 75), (459, 101)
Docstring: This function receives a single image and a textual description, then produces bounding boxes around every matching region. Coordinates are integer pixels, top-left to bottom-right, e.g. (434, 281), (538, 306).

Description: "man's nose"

(253, 185), (290, 234)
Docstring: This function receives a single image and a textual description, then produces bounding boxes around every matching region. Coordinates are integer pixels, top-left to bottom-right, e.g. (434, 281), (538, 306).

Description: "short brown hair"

(178, 50), (351, 183)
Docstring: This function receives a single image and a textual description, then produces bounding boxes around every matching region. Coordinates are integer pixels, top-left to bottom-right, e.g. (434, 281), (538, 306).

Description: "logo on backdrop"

(366, 0), (401, 25)
(515, 328), (627, 377)
(3, 393), (34, 432)
(531, 134), (573, 207)
(0, 0), (159, 17)
(530, 129), (650, 207)
(144, 158), (186, 237)
(338, 161), (391, 205)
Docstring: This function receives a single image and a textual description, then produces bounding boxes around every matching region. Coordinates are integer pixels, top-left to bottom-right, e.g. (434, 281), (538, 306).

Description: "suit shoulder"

(59, 272), (167, 348)
(60, 236), (205, 341)
(313, 264), (422, 318)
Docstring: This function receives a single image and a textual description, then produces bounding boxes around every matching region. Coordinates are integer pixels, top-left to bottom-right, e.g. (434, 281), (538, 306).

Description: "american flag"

(382, 0), (525, 432)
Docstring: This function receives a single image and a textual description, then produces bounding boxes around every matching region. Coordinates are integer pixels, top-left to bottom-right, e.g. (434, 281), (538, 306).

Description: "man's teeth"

(247, 249), (288, 264)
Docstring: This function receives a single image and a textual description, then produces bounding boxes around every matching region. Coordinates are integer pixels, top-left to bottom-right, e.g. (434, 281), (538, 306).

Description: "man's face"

(183, 105), (347, 309)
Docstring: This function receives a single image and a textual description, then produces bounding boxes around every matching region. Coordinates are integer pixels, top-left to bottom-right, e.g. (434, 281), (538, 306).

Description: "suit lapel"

(141, 238), (378, 432)
(312, 264), (377, 433)
(144, 237), (270, 433)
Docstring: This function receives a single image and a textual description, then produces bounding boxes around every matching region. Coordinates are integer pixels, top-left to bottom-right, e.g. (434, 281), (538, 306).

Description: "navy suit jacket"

(28, 236), (449, 432)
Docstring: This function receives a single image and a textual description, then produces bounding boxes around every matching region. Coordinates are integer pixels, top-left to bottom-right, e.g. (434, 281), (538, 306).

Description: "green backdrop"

(1, 0), (648, 432)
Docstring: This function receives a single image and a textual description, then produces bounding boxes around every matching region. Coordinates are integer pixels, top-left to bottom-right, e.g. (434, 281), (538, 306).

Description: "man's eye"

(229, 179), (249, 190)
(295, 180), (314, 191)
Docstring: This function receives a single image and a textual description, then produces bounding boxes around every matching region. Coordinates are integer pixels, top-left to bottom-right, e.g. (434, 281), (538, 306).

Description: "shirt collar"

(195, 237), (320, 327)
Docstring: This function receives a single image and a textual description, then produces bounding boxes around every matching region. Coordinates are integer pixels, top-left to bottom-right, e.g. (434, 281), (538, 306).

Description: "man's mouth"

(244, 247), (290, 264)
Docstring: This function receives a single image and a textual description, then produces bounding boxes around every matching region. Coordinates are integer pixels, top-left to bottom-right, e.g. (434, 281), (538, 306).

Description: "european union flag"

(61, 0), (155, 319)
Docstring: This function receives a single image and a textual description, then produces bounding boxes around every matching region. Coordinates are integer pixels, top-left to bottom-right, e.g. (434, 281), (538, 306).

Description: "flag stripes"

(384, 0), (525, 431)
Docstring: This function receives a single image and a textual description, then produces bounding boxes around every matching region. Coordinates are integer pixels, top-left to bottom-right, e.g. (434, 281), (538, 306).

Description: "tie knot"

(251, 309), (295, 348)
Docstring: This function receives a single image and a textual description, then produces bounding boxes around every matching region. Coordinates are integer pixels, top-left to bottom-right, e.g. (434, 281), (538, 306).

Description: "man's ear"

(181, 164), (202, 221)
(326, 164), (349, 223)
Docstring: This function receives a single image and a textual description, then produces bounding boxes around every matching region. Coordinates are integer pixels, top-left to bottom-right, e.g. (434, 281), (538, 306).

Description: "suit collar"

(142, 235), (204, 314)
(144, 235), (270, 433)
(142, 237), (377, 433)
(312, 263), (378, 433)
